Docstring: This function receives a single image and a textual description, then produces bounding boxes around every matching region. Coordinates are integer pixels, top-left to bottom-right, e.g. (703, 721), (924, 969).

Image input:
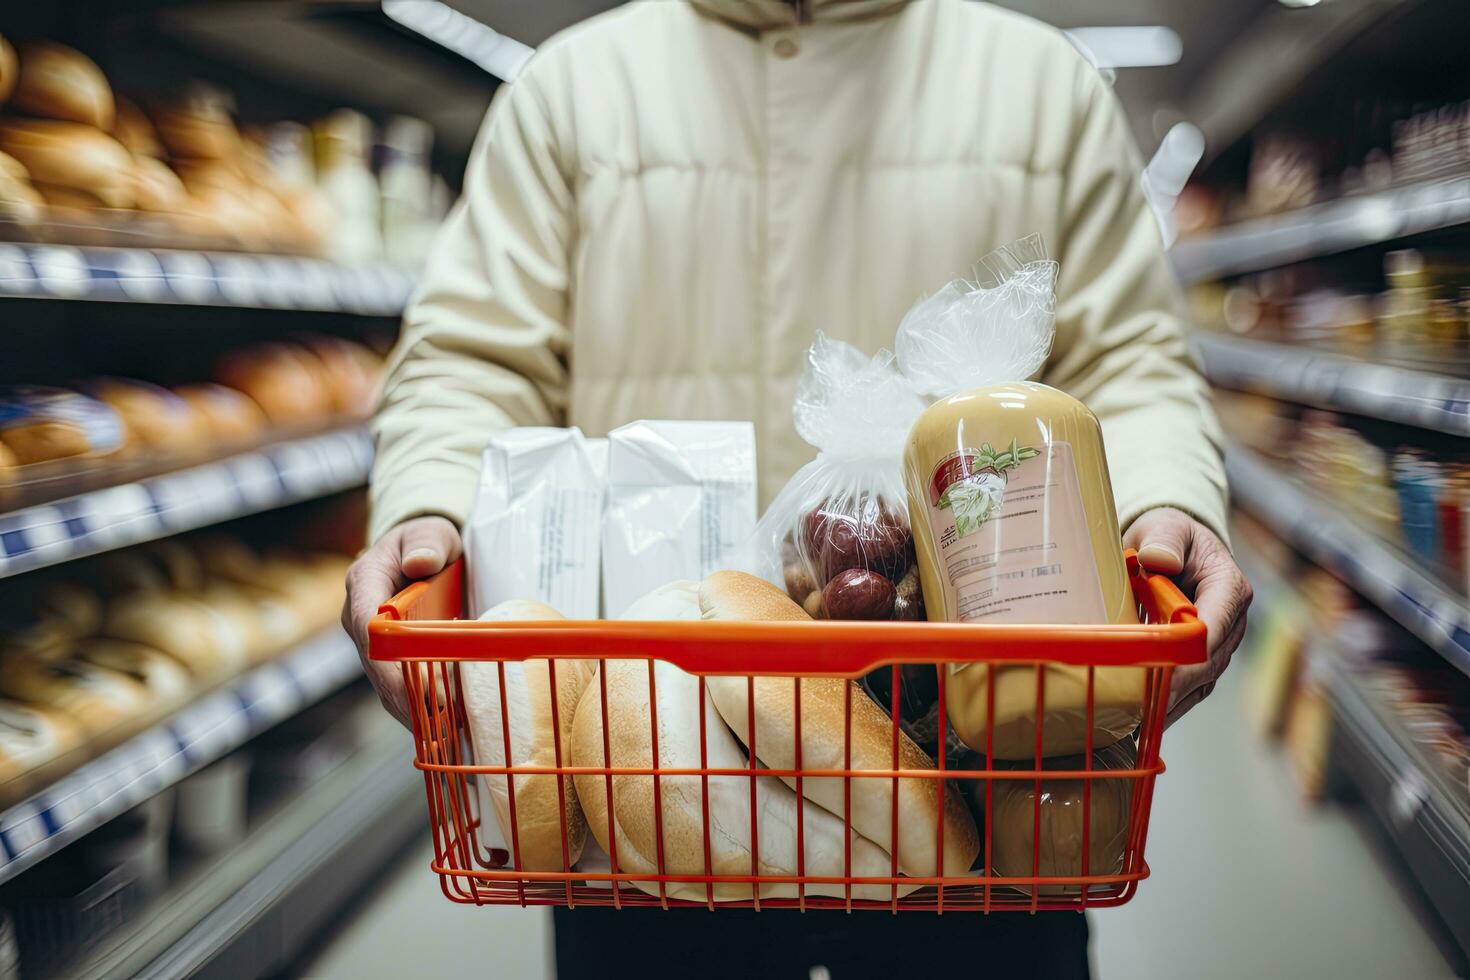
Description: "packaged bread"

(131, 156), (188, 214)
(0, 700), (84, 806)
(572, 582), (913, 901)
(87, 378), (210, 455)
(0, 119), (133, 210)
(697, 572), (979, 879)
(114, 97), (163, 158)
(77, 638), (193, 705)
(897, 236), (1143, 759)
(10, 42), (115, 130)
(462, 600), (595, 871)
(174, 382), (267, 447)
(981, 740), (1135, 896)
(0, 386), (126, 465)
(0, 650), (149, 739)
(214, 344), (334, 423)
(0, 35), (15, 105)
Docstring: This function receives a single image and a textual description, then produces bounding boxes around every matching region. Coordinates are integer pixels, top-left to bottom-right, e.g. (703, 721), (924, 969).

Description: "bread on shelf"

(10, 41), (115, 130)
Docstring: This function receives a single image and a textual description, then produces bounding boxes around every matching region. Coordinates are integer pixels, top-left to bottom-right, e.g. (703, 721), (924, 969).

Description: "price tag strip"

(0, 427), (372, 578)
(0, 630), (360, 885)
(0, 244), (415, 315)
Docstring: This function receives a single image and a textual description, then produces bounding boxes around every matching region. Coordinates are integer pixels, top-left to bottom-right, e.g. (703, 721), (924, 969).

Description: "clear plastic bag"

(749, 333), (937, 725)
(897, 235), (1143, 759)
(976, 739), (1136, 896)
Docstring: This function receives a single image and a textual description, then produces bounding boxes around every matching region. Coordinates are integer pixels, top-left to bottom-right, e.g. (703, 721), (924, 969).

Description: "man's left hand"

(1124, 507), (1253, 725)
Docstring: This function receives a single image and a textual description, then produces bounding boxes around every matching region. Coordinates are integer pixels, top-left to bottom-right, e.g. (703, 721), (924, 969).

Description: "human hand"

(341, 515), (462, 727)
(1124, 507), (1253, 725)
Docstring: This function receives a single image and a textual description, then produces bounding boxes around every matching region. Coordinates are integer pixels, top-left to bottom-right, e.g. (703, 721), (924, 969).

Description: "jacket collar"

(690, 0), (914, 30)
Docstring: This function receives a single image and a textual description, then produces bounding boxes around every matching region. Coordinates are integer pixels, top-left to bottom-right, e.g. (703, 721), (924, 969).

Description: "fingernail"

(1141, 543), (1182, 565)
(404, 548), (438, 563)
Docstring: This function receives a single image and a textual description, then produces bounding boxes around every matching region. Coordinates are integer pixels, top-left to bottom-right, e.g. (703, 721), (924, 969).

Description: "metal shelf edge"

(1226, 443), (1470, 678)
(0, 630), (362, 886)
(0, 243), (416, 315)
(1172, 174), (1470, 283)
(1196, 333), (1470, 438)
(0, 426), (373, 579)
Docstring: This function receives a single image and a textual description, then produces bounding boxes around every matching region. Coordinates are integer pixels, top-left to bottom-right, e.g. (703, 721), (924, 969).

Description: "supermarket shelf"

(60, 703), (420, 980)
(1172, 173), (1470, 283)
(1325, 657), (1470, 961)
(1196, 333), (1470, 437)
(0, 629), (362, 887)
(0, 426), (372, 579)
(1226, 444), (1470, 678)
(0, 242), (415, 315)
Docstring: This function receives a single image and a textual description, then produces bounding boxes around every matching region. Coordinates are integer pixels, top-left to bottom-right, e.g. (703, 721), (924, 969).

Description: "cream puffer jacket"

(369, 0), (1227, 545)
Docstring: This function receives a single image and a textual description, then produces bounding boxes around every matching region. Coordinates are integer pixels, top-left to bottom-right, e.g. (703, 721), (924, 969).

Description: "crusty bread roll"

(114, 97), (163, 158)
(11, 42), (115, 130)
(131, 155), (188, 213)
(154, 95), (240, 161)
(985, 741), (1135, 895)
(175, 382), (267, 446)
(0, 36), (15, 106)
(88, 379), (209, 454)
(0, 699), (84, 806)
(0, 387), (126, 465)
(572, 582), (910, 901)
(215, 344), (334, 423)
(463, 600), (595, 871)
(697, 572), (980, 879)
(0, 120), (133, 209)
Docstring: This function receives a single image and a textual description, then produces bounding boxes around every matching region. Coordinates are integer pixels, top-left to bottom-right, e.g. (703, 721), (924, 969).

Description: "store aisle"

(303, 663), (1456, 980)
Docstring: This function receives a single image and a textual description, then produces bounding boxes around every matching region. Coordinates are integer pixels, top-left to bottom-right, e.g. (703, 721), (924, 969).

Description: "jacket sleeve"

(368, 69), (574, 544)
(1042, 63), (1229, 544)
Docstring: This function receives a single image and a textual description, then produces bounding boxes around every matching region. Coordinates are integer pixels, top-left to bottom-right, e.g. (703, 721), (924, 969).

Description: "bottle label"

(926, 440), (1106, 623)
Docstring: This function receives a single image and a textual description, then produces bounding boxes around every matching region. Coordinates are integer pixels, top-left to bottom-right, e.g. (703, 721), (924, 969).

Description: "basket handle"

(377, 559), (465, 622)
(1126, 550), (1197, 625)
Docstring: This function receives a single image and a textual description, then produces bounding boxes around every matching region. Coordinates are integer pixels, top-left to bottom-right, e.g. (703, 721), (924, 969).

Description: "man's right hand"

(342, 516), (462, 727)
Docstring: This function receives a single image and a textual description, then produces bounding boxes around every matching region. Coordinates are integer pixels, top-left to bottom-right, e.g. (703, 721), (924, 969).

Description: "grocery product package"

(463, 427), (607, 619)
(747, 333), (944, 743)
(969, 739), (1136, 896)
(601, 420), (756, 618)
(898, 235), (1144, 759)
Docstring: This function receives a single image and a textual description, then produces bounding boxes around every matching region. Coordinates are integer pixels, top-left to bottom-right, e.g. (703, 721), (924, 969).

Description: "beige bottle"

(896, 237), (1143, 759)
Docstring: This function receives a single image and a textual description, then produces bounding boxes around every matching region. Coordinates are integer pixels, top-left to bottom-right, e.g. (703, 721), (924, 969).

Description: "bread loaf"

(697, 572), (979, 878)
(0, 149), (42, 224)
(215, 344), (334, 423)
(299, 336), (382, 417)
(0, 120), (133, 209)
(0, 35), (16, 106)
(154, 94), (239, 161)
(77, 638), (193, 704)
(572, 582), (912, 901)
(462, 600), (594, 871)
(104, 594), (247, 682)
(175, 383), (267, 446)
(0, 387), (126, 465)
(11, 42), (115, 129)
(0, 651), (148, 738)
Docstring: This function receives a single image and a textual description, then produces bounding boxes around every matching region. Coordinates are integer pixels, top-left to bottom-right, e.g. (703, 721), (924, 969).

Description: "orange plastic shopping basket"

(369, 552), (1205, 914)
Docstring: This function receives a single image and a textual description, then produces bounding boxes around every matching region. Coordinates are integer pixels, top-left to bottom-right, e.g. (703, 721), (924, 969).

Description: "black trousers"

(552, 906), (1090, 979)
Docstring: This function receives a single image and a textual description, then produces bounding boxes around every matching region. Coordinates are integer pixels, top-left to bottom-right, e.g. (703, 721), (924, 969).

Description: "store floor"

(299, 665), (1458, 979)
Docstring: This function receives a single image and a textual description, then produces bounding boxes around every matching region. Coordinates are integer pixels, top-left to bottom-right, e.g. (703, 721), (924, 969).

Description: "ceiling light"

(1064, 27), (1183, 69)
(381, 0), (534, 81)
(1278, 0), (1323, 7)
